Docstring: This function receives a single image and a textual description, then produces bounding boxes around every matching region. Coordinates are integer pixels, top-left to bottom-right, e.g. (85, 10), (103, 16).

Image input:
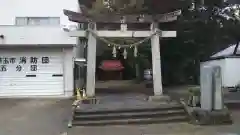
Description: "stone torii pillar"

(151, 22), (163, 96)
(86, 23), (97, 97)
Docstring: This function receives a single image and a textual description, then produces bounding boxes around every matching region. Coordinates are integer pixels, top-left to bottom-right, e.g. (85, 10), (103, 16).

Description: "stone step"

(225, 102), (240, 110)
(72, 116), (189, 126)
(74, 109), (186, 121)
(74, 104), (183, 115)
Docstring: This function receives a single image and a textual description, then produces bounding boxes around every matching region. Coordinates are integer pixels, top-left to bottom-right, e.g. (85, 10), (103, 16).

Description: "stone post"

(212, 66), (224, 110)
(150, 22), (163, 96)
(86, 23), (97, 97)
(200, 65), (213, 111)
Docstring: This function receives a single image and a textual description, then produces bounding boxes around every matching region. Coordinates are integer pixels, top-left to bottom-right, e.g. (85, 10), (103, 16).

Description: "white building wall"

(0, 26), (76, 45)
(224, 58), (240, 87)
(0, 0), (78, 45)
(0, 0), (79, 25)
(0, 0), (79, 97)
(63, 47), (74, 97)
(201, 58), (240, 88)
(0, 47), (74, 98)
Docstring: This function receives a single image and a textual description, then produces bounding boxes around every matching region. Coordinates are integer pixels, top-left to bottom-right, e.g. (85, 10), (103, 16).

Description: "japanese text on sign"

(0, 56), (50, 72)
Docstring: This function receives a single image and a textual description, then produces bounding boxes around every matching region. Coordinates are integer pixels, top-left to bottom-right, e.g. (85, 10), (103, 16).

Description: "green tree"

(171, 0), (240, 84)
(79, 0), (240, 84)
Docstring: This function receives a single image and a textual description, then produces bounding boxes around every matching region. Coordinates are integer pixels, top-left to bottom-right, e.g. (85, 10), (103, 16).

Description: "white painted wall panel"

(0, 0), (79, 25)
(201, 58), (240, 87)
(0, 0), (78, 46)
(0, 26), (76, 44)
(0, 48), (65, 96)
(224, 58), (240, 87)
(63, 48), (74, 96)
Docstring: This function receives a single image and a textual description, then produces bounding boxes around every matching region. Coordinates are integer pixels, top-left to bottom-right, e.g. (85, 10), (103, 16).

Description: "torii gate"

(63, 9), (181, 98)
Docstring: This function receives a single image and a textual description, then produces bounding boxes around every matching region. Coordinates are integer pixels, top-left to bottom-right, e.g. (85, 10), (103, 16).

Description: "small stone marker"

(212, 66), (224, 110)
(200, 65), (213, 111)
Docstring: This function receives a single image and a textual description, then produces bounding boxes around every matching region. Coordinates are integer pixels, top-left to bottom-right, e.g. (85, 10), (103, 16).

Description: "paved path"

(69, 118), (240, 135)
(0, 99), (72, 135)
(68, 110), (240, 135)
(0, 92), (240, 135)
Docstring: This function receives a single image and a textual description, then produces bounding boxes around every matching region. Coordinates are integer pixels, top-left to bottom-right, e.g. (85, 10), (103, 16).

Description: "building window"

(15, 17), (60, 26)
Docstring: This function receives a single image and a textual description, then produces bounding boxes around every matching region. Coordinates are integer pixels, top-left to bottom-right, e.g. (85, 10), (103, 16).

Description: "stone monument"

(189, 65), (232, 125)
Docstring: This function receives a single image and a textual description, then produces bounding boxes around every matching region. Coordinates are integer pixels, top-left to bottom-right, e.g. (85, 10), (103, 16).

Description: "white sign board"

(0, 56), (50, 72)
